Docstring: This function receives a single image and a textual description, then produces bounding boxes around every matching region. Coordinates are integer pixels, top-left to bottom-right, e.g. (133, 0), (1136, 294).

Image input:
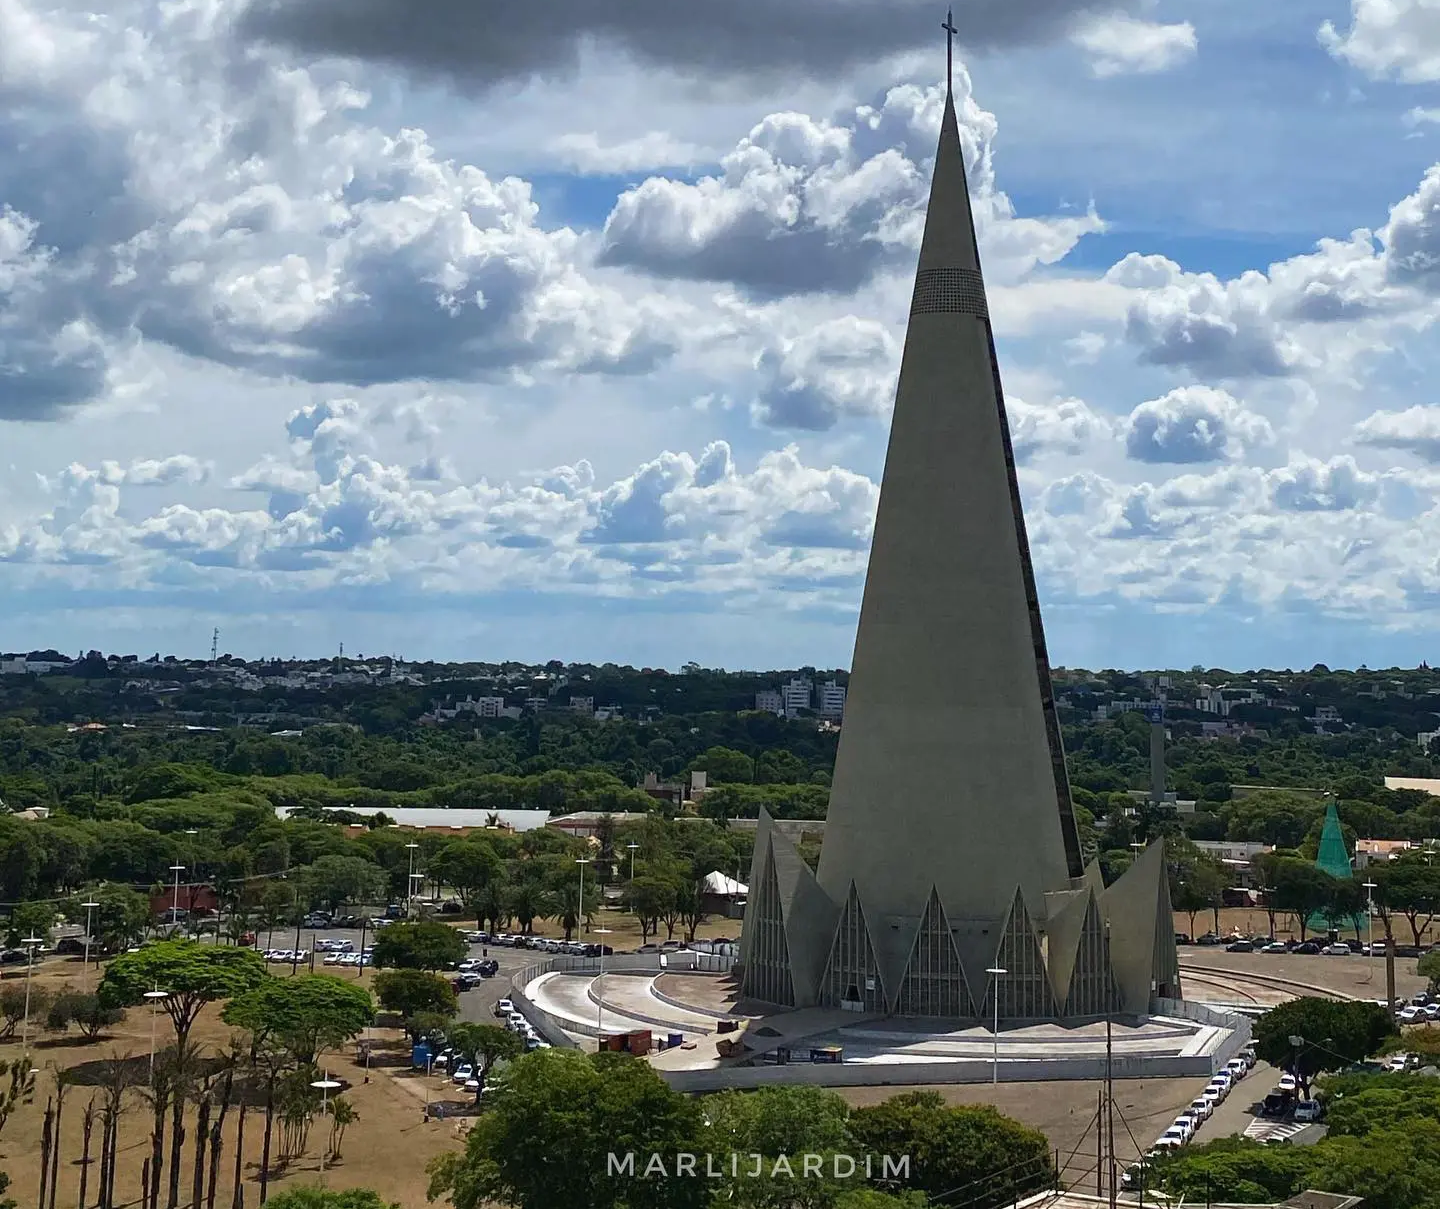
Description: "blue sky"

(3, 0), (1440, 670)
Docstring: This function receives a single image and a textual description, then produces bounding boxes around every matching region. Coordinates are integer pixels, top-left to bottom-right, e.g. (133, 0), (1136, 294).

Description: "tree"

(430, 841), (503, 926)
(98, 940), (267, 1048)
(222, 975), (374, 1066)
(44, 988), (124, 1040)
(622, 875), (678, 943)
(1376, 864), (1440, 947)
(5, 899), (54, 948)
(443, 1022), (522, 1104)
(1253, 998), (1395, 1090)
(507, 882), (551, 935)
(0, 984), (50, 1040)
(1267, 858), (1338, 940)
(1419, 950), (1440, 993)
(372, 969), (457, 1040)
(263, 1189), (399, 1209)
(371, 919), (466, 970)
(294, 855), (387, 914)
(850, 1091), (1055, 1207)
(427, 1049), (708, 1209)
(73, 884), (150, 952)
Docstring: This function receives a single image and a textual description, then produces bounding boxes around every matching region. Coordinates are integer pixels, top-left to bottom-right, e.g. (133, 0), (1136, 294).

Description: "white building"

(781, 677), (814, 716)
(755, 689), (784, 714)
(817, 680), (847, 718)
(570, 696), (595, 714)
(1418, 728), (1440, 751)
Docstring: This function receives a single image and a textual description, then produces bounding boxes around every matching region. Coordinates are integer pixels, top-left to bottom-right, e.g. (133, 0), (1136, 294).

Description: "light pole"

(183, 829), (198, 927)
(986, 966), (1006, 1085)
(81, 898), (99, 992)
(1362, 880), (1378, 982)
(145, 987), (170, 1081)
(594, 927), (612, 1038)
(575, 857), (590, 944)
(19, 935), (45, 1053)
(627, 842), (639, 882)
(311, 1072), (342, 1176)
(169, 862), (186, 931)
(405, 842), (420, 917)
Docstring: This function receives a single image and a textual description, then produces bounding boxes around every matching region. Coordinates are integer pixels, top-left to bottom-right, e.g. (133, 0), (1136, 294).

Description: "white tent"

(700, 871), (748, 897)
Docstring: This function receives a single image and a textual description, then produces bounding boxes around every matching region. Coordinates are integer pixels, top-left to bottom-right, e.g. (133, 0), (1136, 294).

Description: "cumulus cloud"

(547, 132), (706, 176)
(236, 0), (1147, 90)
(1355, 405), (1440, 463)
(750, 316), (899, 430)
(0, 0), (682, 418)
(0, 206), (112, 419)
(1123, 387), (1275, 464)
(1320, 0), (1440, 83)
(1267, 456), (1379, 512)
(598, 77), (1102, 297)
(1069, 13), (1197, 77)
(1010, 396), (1112, 462)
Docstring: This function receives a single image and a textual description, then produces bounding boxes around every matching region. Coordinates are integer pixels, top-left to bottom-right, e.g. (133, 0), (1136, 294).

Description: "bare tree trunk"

(206, 1068), (235, 1209)
(78, 1099), (96, 1209)
(230, 1103), (246, 1209)
(106, 1107), (122, 1209)
(150, 1090), (169, 1209)
(39, 1097), (54, 1209)
(96, 1115), (111, 1209)
(193, 1097), (211, 1209)
(49, 1087), (66, 1209)
(167, 1092), (186, 1209)
(259, 1083), (275, 1206)
(141, 1161), (150, 1209)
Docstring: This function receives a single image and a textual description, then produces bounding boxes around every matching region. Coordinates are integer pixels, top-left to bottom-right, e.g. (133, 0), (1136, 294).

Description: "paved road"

(1189, 1061), (1279, 1144)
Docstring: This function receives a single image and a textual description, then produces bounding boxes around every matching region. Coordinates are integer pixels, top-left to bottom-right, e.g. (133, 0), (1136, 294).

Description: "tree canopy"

(98, 939), (267, 1045)
(371, 920), (466, 971)
(221, 974), (374, 1065)
(1252, 998), (1395, 1085)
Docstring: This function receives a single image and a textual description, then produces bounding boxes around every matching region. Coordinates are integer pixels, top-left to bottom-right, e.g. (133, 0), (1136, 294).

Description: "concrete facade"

(739, 74), (1178, 1024)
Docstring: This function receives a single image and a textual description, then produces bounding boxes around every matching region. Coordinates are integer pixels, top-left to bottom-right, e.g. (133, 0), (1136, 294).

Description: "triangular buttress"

(819, 883), (887, 1012)
(894, 887), (975, 1018)
(741, 844), (795, 1008)
(981, 888), (1056, 1021)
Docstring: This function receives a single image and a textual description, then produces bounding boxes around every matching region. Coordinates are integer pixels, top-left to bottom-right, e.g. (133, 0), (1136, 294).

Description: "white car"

(1225, 1058), (1248, 1079)
(1294, 1100), (1323, 1122)
(451, 1064), (474, 1085)
(1278, 1073), (1298, 1093)
(1186, 1098), (1212, 1122)
(1386, 1054), (1410, 1071)
(1198, 1089), (1223, 1114)
(1239, 1046), (1257, 1069)
(1171, 1116), (1195, 1142)
(495, 999), (514, 1017)
(1323, 943), (1351, 955)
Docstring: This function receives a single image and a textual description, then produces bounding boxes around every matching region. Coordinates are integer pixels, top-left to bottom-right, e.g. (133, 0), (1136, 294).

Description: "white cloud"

(1123, 387), (1275, 464)
(1010, 396), (1112, 462)
(598, 75), (1102, 297)
(547, 132), (707, 175)
(1403, 106), (1440, 128)
(1069, 14), (1198, 78)
(1320, 0), (1440, 83)
(750, 316), (898, 430)
(1355, 404), (1440, 462)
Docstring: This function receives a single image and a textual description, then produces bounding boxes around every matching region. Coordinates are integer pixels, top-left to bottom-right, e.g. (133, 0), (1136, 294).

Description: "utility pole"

(210, 627), (219, 667)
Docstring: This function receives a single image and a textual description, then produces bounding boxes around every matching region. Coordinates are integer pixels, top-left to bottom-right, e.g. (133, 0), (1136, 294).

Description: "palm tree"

(507, 883), (551, 935)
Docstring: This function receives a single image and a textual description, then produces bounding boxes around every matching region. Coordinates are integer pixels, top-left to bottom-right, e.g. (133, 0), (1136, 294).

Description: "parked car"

(1186, 1097), (1212, 1122)
(1278, 1073), (1298, 1093)
(1293, 941), (1322, 955)
(1294, 1100), (1323, 1123)
(1260, 941), (1289, 953)
(1322, 943), (1352, 956)
(1226, 939), (1255, 953)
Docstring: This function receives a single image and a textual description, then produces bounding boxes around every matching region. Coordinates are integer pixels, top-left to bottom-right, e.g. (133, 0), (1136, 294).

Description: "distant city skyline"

(4, 2), (1440, 673)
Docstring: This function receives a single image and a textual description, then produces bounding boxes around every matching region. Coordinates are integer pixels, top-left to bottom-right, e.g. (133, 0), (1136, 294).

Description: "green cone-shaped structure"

(1308, 801), (1361, 934)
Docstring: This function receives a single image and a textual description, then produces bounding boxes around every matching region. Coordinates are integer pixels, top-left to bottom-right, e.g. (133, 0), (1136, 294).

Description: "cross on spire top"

(942, 7), (958, 98)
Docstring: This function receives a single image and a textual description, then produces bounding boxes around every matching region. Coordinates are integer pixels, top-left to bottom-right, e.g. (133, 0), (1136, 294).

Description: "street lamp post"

(19, 936), (45, 1053)
(594, 927), (612, 1038)
(183, 829), (198, 926)
(627, 843), (639, 882)
(985, 966), (1007, 1085)
(169, 863), (186, 931)
(311, 1073), (342, 1176)
(145, 987), (170, 1081)
(405, 842), (420, 917)
(80, 899), (99, 992)
(1362, 880), (1378, 984)
(575, 857), (590, 944)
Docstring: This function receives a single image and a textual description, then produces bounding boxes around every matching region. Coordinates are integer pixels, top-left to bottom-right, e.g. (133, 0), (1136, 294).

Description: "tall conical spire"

(813, 23), (1083, 937)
